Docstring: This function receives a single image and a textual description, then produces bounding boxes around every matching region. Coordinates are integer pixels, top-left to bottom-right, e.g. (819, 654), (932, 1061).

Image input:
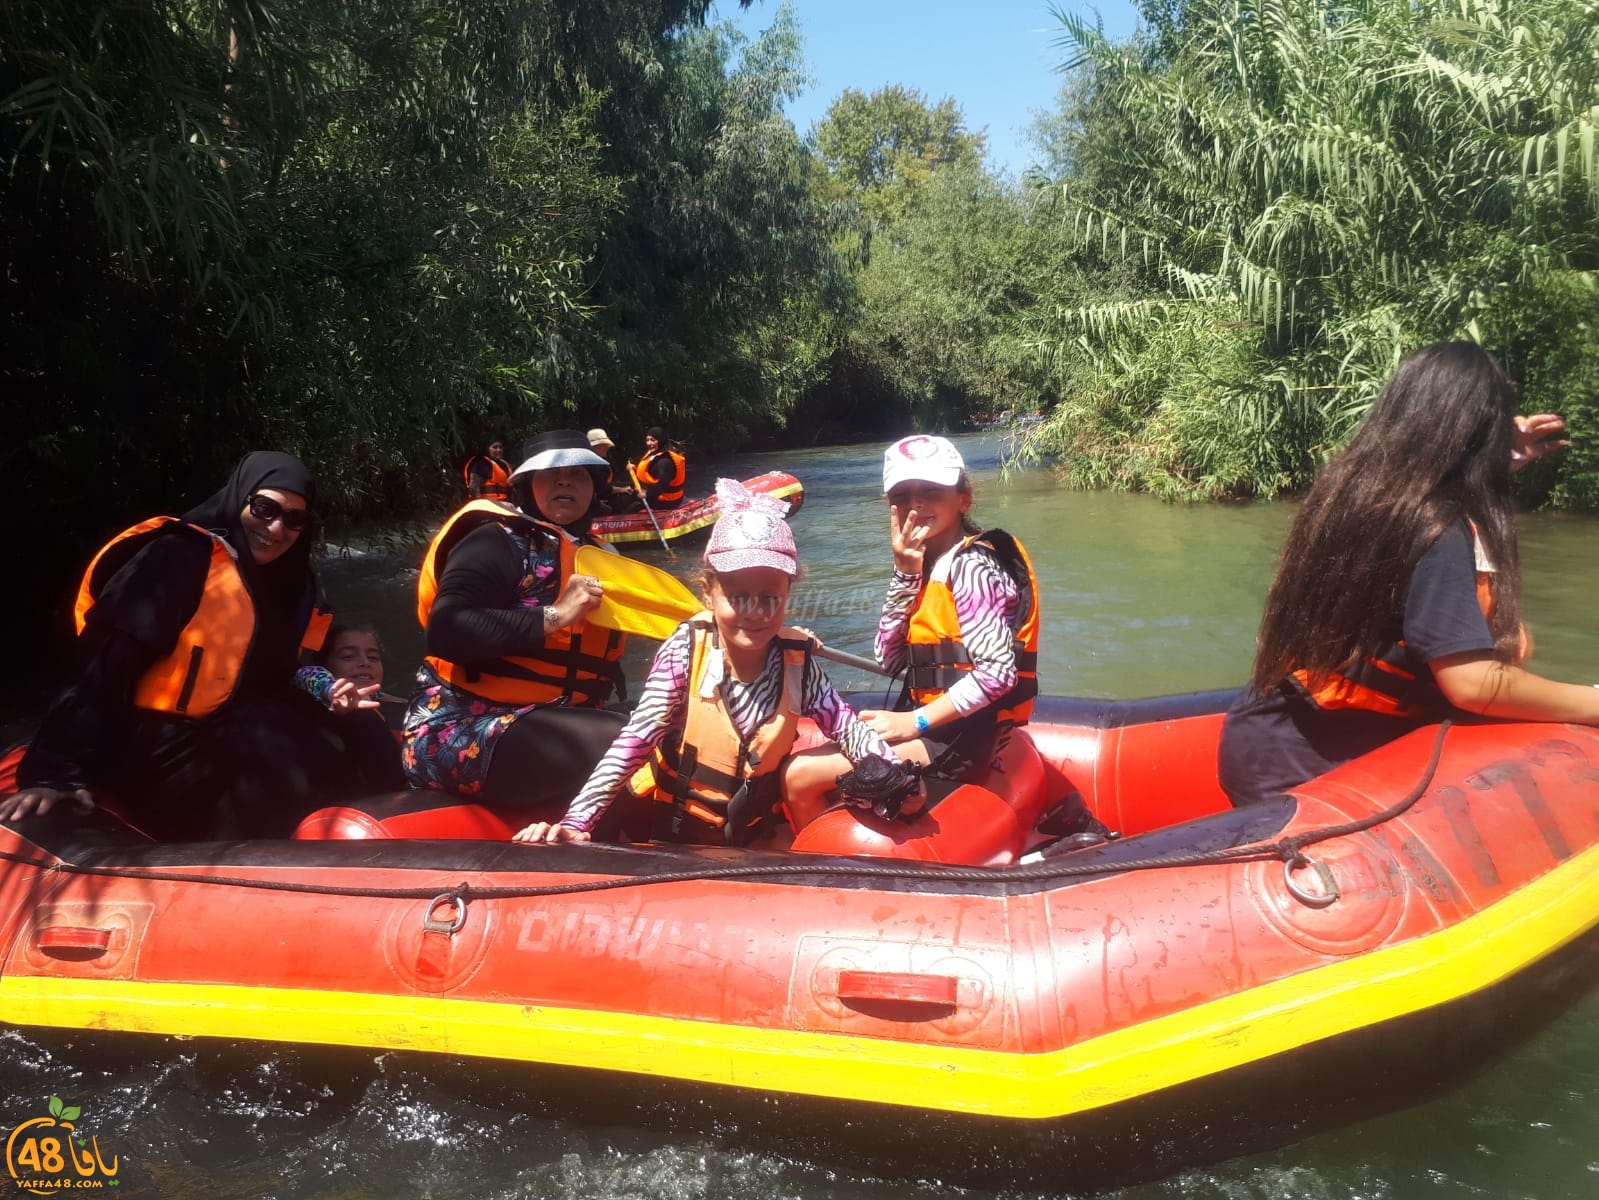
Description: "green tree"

(242, 102), (621, 511)
(794, 87), (1017, 436)
(811, 85), (986, 223)
(850, 165), (1092, 428)
(1022, 0), (1599, 502)
(567, 2), (856, 448)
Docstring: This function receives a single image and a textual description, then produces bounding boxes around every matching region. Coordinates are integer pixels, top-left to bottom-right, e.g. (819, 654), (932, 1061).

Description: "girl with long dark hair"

(1220, 341), (1598, 805)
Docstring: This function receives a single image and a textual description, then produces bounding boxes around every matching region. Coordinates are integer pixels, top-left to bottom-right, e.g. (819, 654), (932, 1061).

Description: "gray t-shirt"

(1218, 522), (1497, 805)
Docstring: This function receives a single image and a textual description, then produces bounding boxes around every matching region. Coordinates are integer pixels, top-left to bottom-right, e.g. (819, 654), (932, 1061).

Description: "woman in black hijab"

(631, 426), (687, 509)
(1, 452), (396, 839)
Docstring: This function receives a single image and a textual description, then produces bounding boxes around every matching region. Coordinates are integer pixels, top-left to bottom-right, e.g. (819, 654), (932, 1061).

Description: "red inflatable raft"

(590, 469), (803, 544)
(3, 692), (1598, 1182)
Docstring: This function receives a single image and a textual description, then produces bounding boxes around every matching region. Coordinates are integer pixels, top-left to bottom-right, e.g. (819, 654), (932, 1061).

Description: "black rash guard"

(424, 521), (563, 664)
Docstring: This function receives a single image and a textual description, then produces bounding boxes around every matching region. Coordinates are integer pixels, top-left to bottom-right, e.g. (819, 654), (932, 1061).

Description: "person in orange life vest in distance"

(0, 452), (392, 840)
(1218, 340), (1594, 806)
(781, 435), (1041, 829)
(630, 426), (687, 509)
(514, 478), (916, 846)
(464, 438), (512, 500)
(587, 427), (641, 515)
(405, 429), (631, 817)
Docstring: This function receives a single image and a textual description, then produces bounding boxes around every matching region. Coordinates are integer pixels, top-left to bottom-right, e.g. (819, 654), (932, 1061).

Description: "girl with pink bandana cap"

(514, 479), (903, 846)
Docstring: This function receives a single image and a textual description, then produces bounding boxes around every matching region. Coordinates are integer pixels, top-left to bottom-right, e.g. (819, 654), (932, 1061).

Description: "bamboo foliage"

(4, 0), (875, 663)
(1024, 0), (1599, 499)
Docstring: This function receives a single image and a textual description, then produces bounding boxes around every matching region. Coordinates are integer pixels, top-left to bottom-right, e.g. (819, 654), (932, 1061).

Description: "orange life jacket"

(628, 615), (810, 844)
(462, 455), (511, 500)
(1290, 525), (1513, 717)
(416, 499), (627, 707)
(637, 450), (687, 505)
(74, 517), (332, 718)
(904, 529), (1040, 726)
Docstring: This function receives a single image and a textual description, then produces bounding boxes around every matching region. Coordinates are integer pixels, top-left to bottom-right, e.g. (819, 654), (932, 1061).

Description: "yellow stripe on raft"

(4, 841), (1598, 1119)
(602, 507), (721, 543)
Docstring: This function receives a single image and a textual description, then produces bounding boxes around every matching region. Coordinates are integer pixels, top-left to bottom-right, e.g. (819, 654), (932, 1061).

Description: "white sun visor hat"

(510, 430), (609, 478)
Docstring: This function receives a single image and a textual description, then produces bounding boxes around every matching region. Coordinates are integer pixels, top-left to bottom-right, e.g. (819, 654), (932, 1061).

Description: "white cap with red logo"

(882, 435), (965, 493)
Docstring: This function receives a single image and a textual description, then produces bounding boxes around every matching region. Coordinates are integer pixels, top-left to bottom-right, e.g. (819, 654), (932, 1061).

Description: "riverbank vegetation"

(1022, 0), (1599, 507)
(5, 0), (1598, 653)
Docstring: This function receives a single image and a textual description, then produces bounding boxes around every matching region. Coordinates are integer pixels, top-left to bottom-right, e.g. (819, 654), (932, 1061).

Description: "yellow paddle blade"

(576, 545), (700, 641)
(575, 545), (891, 674)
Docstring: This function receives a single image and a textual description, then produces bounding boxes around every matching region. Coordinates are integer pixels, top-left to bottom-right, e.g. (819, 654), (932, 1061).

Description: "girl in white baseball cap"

(783, 435), (1043, 831)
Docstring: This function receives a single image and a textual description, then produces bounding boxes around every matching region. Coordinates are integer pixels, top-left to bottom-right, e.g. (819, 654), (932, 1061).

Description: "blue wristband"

(914, 708), (931, 735)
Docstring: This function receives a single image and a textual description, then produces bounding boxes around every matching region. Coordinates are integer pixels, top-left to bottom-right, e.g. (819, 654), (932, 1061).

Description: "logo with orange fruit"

(5, 1096), (120, 1190)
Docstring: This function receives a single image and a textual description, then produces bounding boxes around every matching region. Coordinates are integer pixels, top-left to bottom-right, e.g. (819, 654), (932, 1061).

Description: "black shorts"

(918, 714), (1006, 783)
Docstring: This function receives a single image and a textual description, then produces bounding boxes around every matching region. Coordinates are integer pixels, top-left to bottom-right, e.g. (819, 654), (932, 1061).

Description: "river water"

(6, 434), (1599, 1198)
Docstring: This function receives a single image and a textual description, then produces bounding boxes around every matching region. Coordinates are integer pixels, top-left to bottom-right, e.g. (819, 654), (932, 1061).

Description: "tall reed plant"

(1026, 0), (1599, 502)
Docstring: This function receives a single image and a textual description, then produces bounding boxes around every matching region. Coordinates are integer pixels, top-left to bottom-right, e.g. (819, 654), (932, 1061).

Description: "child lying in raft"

(513, 479), (919, 846)
(294, 623), (406, 790)
(296, 623), (386, 712)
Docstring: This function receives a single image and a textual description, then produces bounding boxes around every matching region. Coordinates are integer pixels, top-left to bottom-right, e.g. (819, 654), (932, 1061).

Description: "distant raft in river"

(591, 469), (803, 544)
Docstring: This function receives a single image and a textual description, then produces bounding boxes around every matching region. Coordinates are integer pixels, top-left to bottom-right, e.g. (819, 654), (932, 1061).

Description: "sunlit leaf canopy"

(3, 0), (1597, 662)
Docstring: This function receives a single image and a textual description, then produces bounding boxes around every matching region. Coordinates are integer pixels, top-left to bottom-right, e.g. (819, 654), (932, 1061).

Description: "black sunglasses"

(246, 493), (313, 533)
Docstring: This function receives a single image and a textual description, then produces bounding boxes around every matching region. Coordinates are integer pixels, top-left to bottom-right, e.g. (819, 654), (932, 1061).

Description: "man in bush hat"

(586, 427), (640, 514)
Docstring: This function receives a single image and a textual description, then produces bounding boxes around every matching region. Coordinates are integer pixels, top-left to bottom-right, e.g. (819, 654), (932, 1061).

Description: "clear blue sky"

(712, 0), (1143, 178)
